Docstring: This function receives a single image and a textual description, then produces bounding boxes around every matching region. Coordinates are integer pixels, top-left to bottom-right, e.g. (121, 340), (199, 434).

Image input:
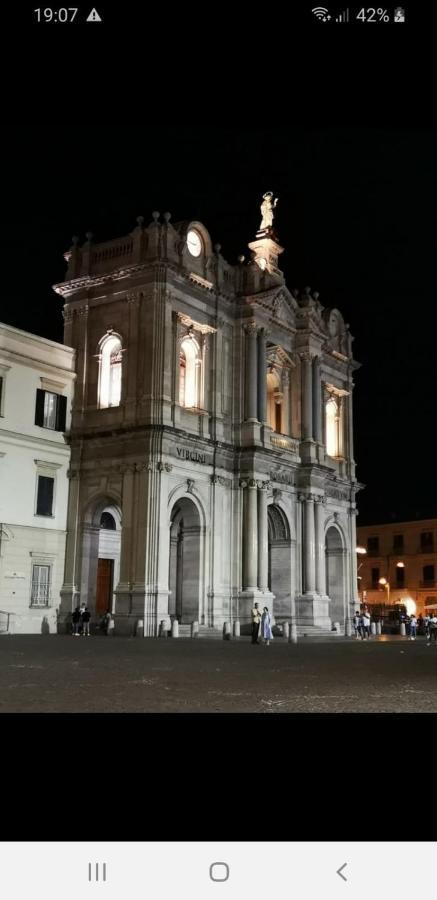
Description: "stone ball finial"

(238, 254), (245, 263)
(214, 243), (221, 254)
(85, 231), (93, 242)
(163, 212), (171, 223)
(304, 285), (311, 294)
(136, 216), (144, 226)
(72, 236), (79, 246)
(313, 291), (320, 300)
(152, 211), (160, 222)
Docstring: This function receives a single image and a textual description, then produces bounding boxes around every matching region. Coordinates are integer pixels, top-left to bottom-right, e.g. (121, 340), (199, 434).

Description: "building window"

(396, 566), (405, 588)
(367, 536), (379, 554)
(31, 564), (51, 607)
(422, 564), (435, 586)
(325, 396), (341, 457)
(100, 511), (116, 530)
(267, 370), (282, 432)
(98, 334), (123, 409)
(35, 389), (67, 431)
(36, 475), (54, 516)
(420, 531), (434, 552)
(179, 336), (201, 408)
(371, 567), (380, 587)
(393, 533), (404, 552)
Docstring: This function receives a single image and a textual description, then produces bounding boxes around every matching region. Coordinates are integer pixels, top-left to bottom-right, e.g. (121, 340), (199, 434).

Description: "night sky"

(2, 128), (436, 527)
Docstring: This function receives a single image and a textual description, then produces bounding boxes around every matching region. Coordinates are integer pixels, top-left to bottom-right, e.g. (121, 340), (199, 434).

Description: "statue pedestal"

(248, 234), (284, 277)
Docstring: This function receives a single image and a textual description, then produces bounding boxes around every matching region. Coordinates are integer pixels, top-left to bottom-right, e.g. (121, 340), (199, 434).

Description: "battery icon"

(394, 7), (405, 21)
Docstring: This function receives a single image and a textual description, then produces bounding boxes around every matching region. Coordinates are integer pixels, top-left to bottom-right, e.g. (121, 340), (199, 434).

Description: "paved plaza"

(0, 634), (436, 712)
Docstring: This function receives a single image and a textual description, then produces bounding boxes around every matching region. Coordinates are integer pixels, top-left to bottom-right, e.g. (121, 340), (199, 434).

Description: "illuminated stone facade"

(53, 209), (361, 636)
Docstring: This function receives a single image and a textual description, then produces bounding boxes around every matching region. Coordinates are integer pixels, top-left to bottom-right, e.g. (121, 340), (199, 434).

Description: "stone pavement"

(0, 634), (436, 712)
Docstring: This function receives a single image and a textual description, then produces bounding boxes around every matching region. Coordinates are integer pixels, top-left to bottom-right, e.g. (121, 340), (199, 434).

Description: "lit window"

(267, 370), (281, 431)
(179, 337), (201, 408)
(43, 392), (57, 429)
(325, 396), (340, 457)
(31, 564), (51, 607)
(99, 334), (123, 409)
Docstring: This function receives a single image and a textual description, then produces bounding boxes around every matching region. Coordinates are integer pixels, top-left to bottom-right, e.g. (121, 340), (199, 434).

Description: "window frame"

(30, 563), (51, 608)
(98, 333), (124, 409)
(34, 460), (62, 519)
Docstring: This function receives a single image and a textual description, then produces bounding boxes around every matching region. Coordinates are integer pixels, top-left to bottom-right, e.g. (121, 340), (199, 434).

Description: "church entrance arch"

(169, 497), (201, 624)
(325, 525), (346, 625)
(81, 498), (121, 619)
(268, 504), (292, 620)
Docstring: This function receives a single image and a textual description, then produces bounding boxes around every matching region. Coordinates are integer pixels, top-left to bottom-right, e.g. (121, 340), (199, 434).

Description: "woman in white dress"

(261, 607), (273, 646)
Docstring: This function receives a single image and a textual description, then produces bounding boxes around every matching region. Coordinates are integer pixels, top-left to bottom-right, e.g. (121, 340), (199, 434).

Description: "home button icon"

(209, 863), (230, 882)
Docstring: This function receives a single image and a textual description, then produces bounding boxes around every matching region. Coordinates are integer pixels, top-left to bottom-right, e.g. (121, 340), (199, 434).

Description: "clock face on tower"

(186, 229), (202, 257)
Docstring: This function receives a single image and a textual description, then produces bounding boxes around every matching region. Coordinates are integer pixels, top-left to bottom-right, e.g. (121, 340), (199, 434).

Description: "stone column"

(282, 369), (290, 436)
(312, 356), (322, 443)
(303, 494), (316, 593)
(245, 323), (258, 422)
(243, 479), (258, 589)
(257, 481), (269, 590)
(301, 354), (313, 441)
(314, 496), (326, 594)
(257, 328), (267, 423)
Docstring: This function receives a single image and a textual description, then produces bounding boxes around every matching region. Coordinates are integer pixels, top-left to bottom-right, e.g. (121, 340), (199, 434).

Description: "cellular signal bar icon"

(335, 8), (349, 21)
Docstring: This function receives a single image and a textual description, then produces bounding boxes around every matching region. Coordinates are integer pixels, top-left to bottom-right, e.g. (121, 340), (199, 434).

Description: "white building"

(53, 201), (362, 637)
(0, 324), (75, 633)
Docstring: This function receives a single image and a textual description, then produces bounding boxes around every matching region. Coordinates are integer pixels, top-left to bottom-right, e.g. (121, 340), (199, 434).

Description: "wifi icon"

(312, 6), (330, 20)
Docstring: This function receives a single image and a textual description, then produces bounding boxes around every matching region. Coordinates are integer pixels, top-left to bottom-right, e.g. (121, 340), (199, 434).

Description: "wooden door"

(96, 558), (113, 616)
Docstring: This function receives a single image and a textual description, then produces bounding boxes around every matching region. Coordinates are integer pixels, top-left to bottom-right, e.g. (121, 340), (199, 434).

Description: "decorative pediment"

(247, 287), (298, 330)
(267, 344), (295, 370)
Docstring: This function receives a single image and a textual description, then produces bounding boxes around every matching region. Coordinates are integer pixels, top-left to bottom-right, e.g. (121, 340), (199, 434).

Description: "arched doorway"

(169, 498), (201, 624)
(96, 506), (121, 616)
(268, 504), (292, 619)
(80, 498), (121, 618)
(325, 525), (346, 625)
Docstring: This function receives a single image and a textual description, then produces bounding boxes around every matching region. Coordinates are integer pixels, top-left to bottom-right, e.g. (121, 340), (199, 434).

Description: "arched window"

(98, 334), (122, 409)
(100, 511), (116, 530)
(325, 396), (340, 457)
(267, 369), (282, 432)
(179, 336), (201, 408)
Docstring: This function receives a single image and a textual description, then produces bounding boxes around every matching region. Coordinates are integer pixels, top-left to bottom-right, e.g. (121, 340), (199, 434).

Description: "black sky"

(2, 125), (436, 527)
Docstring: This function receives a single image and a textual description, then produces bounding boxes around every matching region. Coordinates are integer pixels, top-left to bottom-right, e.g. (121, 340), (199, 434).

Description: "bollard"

(233, 620), (240, 638)
(376, 622), (382, 635)
(400, 622), (406, 636)
(107, 618), (115, 636)
(171, 619), (179, 638)
(371, 622), (377, 635)
(223, 621), (231, 640)
(191, 620), (199, 638)
(159, 619), (168, 638)
(283, 621), (290, 641)
(136, 619), (144, 637)
(290, 623), (298, 644)
(346, 619), (353, 637)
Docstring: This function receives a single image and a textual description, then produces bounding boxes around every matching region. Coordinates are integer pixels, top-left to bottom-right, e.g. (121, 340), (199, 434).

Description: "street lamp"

(356, 547), (367, 603)
(379, 576), (390, 605)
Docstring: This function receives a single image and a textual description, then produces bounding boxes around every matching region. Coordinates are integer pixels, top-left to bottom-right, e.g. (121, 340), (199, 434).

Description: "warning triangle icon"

(86, 7), (102, 21)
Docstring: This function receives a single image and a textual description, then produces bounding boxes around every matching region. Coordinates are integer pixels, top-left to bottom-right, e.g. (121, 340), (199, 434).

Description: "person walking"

(251, 603), (262, 644)
(362, 609), (371, 639)
(427, 613), (437, 644)
(409, 614), (417, 640)
(261, 607), (273, 646)
(353, 610), (361, 640)
(81, 606), (91, 636)
(72, 606), (81, 636)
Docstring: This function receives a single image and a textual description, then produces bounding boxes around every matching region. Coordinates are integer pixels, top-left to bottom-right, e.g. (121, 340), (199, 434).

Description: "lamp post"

(378, 576), (390, 605)
(356, 546), (367, 603)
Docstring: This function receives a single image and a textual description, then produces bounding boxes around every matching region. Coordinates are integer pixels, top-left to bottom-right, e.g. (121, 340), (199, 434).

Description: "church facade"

(54, 201), (361, 636)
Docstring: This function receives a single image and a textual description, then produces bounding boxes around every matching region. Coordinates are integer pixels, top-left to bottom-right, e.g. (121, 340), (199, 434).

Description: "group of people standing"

(353, 609), (372, 639)
(71, 604), (91, 636)
(251, 603), (274, 645)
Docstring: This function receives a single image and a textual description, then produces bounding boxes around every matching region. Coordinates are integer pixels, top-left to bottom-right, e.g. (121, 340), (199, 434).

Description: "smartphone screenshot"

(0, 4), (435, 732)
